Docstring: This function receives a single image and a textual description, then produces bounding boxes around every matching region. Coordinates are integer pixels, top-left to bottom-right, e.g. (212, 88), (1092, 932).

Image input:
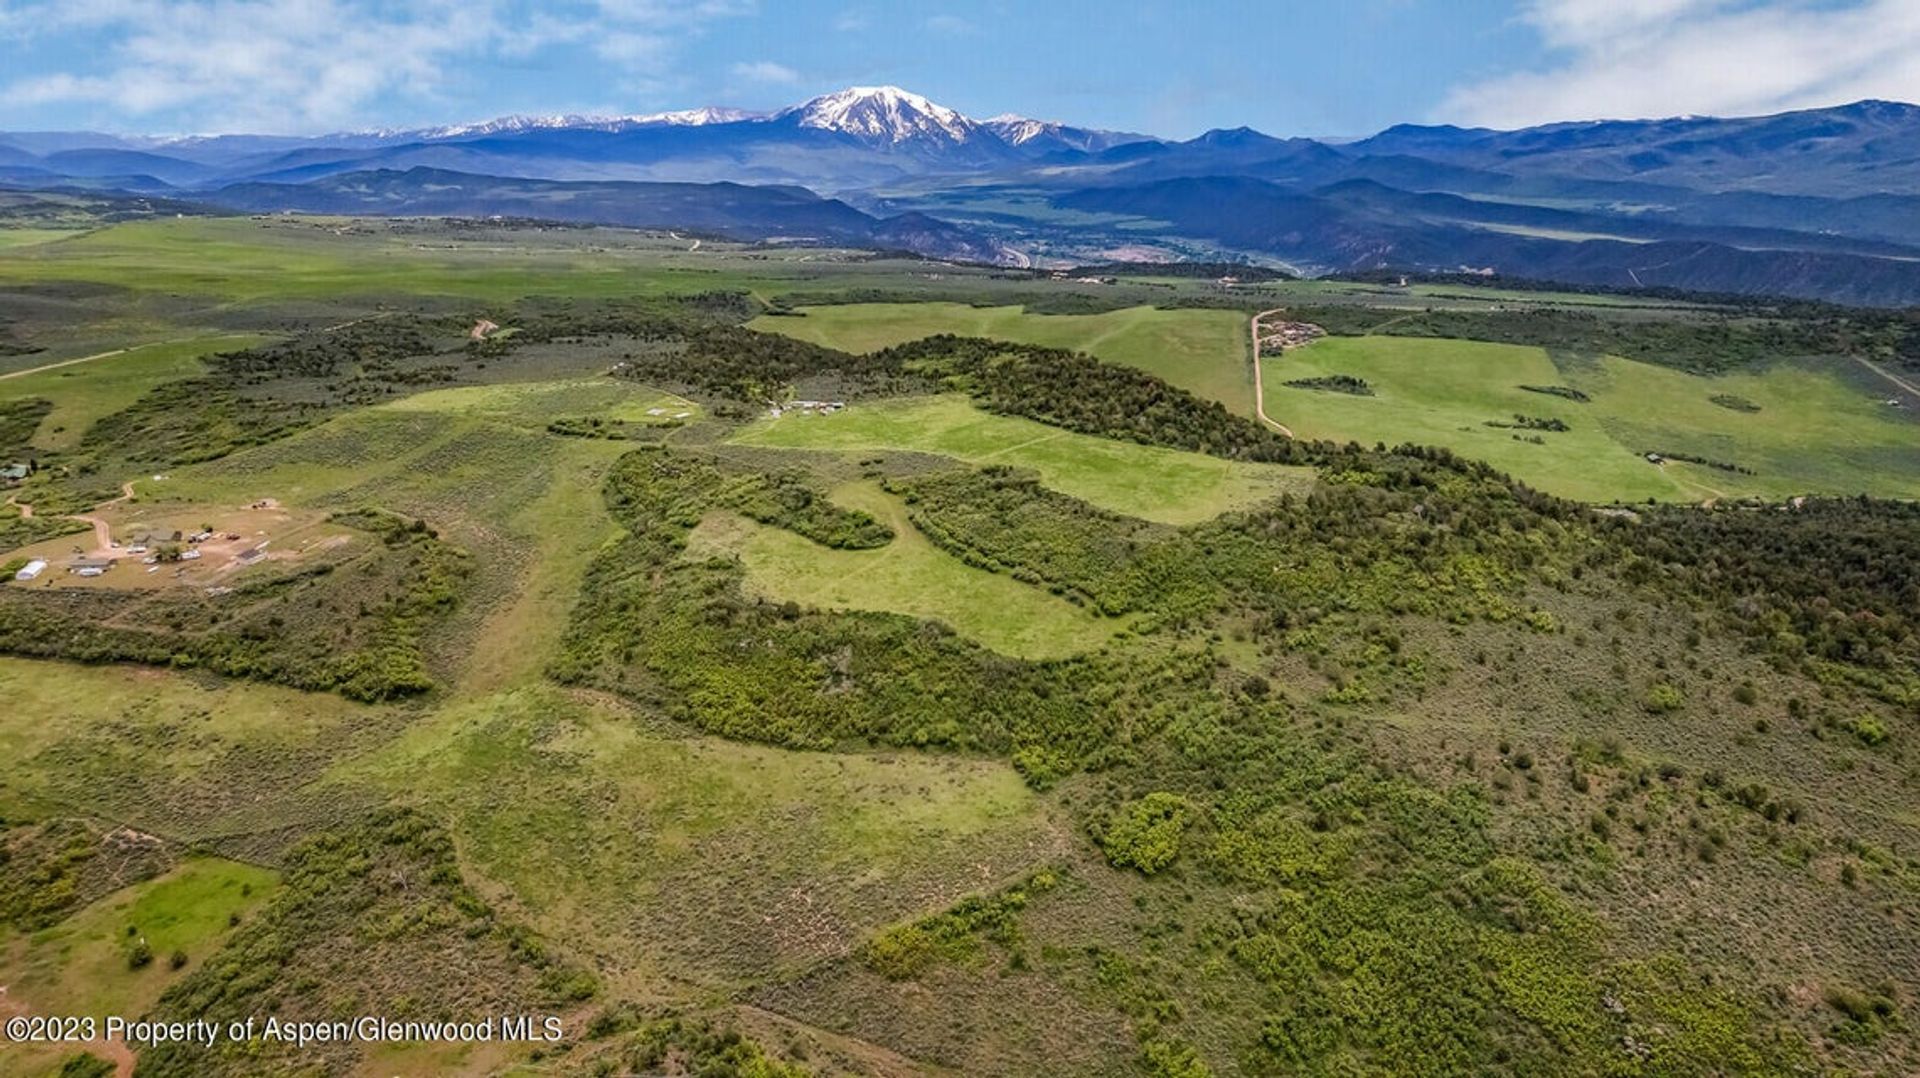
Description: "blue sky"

(2, 0), (1917, 136)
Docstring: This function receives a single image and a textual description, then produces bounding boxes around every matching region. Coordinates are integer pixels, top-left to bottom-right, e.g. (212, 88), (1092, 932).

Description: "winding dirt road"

(1249, 308), (1296, 438)
(63, 481), (138, 552)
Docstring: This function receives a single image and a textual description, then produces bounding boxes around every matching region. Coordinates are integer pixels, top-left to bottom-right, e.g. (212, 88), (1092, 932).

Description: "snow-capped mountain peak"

(779, 85), (985, 146)
(983, 113), (1158, 154)
(393, 106), (760, 142)
(409, 114), (606, 139)
(983, 114), (1061, 146)
(630, 106), (765, 127)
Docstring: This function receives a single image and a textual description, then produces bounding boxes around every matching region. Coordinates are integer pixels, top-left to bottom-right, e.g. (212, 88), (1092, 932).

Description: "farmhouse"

(770, 400), (846, 418)
(1, 462), (30, 485)
(69, 557), (115, 576)
(1257, 320), (1326, 355)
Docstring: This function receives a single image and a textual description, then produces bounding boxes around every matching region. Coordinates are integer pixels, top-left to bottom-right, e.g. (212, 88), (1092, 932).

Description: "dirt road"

(0, 346), (132, 382)
(63, 481), (137, 552)
(1854, 355), (1920, 400)
(1249, 309), (1296, 438)
(0, 332), (263, 383)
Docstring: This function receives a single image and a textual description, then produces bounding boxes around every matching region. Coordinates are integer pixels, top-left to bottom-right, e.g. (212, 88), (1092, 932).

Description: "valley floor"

(2, 218), (1918, 1076)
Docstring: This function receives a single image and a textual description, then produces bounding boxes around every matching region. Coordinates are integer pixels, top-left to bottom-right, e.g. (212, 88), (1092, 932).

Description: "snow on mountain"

(630, 107), (767, 127)
(985, 113), (1158, 154)
(985, 114), (1059, 146)
(399, 107), (762, 142)
(777, 86), (990, 148)
(409, 115), (612, 139)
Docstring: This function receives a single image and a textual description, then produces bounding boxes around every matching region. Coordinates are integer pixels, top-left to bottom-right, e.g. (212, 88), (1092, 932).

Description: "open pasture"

(750, 302), (1254, 412)
(730, 394), (1309, 524)
(378, 377), (698, 427)
(685, 481), (1125, 660)
(0, 857), (275, 1078)
(0, 335), (266, 450)
(687, 478), (1121, 657)
(1261, 335), (1920, 502)
(334, 683), (1060, 993)
(0, 217), (1007, 309)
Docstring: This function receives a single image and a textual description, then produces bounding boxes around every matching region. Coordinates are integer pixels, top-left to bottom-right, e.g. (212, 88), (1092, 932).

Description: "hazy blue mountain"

(35, 148), (212, 186)
(1057, 176), (1920, 305)
(207, 167), (1015, 264)
(983, 115), (1157, 156)
(5, 89), (1920, 303)
(1348, 100), (1920, 197)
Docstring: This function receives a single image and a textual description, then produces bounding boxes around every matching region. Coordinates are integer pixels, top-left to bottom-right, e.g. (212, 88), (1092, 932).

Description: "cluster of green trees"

(1642, 449), (1755, 474)
(207, 321), (439, 383)
(1519, 383), (1591, 402)
(0, 395), (49, 454)
(877, 335), (1328, 465)
(1488, 414), (1571, 432)
(79, 378), (328, 468)
(1613, 498), (1920, 694)
(1282, 374), (1374, 395)
(0, 818), (170, 932)
(896, 467), (1207, 620)
(860, 869), (1058, 980)
(141, 809), (597, 1077)
(581, 1005), (811, 1077)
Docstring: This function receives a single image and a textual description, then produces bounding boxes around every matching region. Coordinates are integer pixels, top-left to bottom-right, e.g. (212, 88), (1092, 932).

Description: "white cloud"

(0, 0), (754, 133)
(924, 13), (975, 35)
(1440, 0), (1920, 128)
(730, 60), (799, 85)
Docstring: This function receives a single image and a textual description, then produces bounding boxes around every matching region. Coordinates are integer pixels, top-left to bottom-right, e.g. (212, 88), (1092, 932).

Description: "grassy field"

(687, 481), (1126, 660)
(8, 370), (1073, 1004)
(750, 302), (1254, 413)
(1262, 335), (1920, 502)
(1580, 354), (1920, 499)
(0, 229), (86, 250)
(0, 858), (276, 1017)
(335, 683), (1059, 996)
(0, 335), (266, 451)
(0, 858), (276, 1078)
(378, 377), (697, 427)
(731, 394), (1310, 524)
(6, 218), (1920, 1073)
(0, 218), (1024, 309)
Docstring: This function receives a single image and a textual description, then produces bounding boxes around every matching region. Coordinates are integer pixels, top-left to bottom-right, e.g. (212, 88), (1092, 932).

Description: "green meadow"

(333, 683), (1056, 993)
(730, 394), (1310, 524)
(0, 218), (973, 307)
(0, 335), (267, 451)
(0, 858), (276, 1018)
(686, 481), (1126, 660)
(377, 377), (698, 426)
(1262, 335), (1920, 502)
(0, 229), (85, 249)
(750, 302), (1253, 412)
(0, 858), (275, 1078)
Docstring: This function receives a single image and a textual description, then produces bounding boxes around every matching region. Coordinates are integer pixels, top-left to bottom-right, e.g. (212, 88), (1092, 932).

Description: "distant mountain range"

(5, 87), (1920, 305)
(211, 167), (1016, 264)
